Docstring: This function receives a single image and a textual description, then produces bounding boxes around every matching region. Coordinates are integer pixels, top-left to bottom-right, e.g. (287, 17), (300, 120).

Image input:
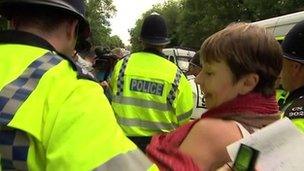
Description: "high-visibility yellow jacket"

(281, 86), (304, 132)
(0, 30), (157, 171)
(110, 51), (194, 136)
(275, 88), (287, 108)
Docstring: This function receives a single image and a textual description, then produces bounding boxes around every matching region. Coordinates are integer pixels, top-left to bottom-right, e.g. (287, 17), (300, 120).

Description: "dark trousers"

(128, 136), (152, 152)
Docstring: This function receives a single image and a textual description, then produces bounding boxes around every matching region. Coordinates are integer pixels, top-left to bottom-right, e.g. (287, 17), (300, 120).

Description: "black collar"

(285, 86), (304, 105)
(0, 30), (80, 72)
(0, 30), (97, 81)
(0, 30), (56, 51)
(143, 48), (166, 58)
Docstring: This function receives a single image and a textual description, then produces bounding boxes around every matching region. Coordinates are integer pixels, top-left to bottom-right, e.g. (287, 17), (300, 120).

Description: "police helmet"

(0, 0), (90, 38)
(140, 13), (170, 46)
(282, 20), (304, 63)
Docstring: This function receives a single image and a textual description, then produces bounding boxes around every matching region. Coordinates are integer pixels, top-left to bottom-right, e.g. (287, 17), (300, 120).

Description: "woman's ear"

(238, 73), (259, 95)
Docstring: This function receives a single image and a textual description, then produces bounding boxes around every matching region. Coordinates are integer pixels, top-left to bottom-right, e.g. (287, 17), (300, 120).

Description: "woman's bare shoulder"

(192, 118), (242, 142)
(179, 118), (243, 170)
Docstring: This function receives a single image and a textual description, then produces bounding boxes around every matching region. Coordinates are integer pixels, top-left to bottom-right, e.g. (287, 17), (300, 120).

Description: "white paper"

(227, 118), (304, 171)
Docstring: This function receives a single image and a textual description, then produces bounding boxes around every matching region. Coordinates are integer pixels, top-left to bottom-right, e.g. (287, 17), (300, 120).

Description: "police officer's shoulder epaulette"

(73, 62), (97, 81)
(121, 54), (131, 59)
(55, 52), (98, 82)
(284, 96), (304, 119)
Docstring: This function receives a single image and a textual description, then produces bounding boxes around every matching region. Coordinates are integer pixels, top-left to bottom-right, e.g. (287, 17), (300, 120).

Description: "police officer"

(0, 0), (157, 170)
(281, 20), (304, 132)
(186, 51), (207, 119)
(109, 13), (193, 151)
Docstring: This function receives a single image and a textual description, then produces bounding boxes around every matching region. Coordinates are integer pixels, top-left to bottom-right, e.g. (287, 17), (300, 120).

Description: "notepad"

(227, 118), (304, 171)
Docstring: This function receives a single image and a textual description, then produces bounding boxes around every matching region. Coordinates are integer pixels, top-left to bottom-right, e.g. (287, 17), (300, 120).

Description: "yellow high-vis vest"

(110, 51), (194, 136)
(282, 95), (304, 132)
(0, 31), (157, 171)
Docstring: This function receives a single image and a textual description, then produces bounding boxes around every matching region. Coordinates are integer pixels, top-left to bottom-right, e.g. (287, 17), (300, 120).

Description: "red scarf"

(202, 93), (278, 118)
(146, 93), (280, 171)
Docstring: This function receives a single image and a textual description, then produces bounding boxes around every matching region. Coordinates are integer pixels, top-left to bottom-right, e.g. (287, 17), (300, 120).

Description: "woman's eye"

(205, 72), (212, 76)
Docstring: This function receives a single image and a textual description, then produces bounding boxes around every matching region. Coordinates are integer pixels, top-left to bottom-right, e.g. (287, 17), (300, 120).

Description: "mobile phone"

(232, 143), (259, 171)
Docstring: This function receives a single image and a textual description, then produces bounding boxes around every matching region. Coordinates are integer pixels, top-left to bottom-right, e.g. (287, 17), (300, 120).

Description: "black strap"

(142, 48), (167, 58)
(127, 136), (152, 152)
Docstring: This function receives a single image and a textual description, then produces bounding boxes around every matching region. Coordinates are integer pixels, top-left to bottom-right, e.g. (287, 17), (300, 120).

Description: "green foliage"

(155, 1), (183, 46)
(241, 0), (304, 21)
(129, 0), (182, 52)
(129, 19), (144, 52)
(108, 35), (124, 48)
(178, 0), (304, 49)
(130, 0), (304, 50)
(178, 0), (244, 49)
(85, 0), (124, 48)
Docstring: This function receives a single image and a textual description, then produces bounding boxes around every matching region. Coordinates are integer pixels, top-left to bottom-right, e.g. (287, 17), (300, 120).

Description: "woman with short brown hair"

(146, 22), (283, 171)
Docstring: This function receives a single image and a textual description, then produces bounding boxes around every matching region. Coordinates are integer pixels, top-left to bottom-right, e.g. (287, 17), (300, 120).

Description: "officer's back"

(109, 13), (193, 151)
(0, 0), (157, 170)
(280, 20), (304, 132)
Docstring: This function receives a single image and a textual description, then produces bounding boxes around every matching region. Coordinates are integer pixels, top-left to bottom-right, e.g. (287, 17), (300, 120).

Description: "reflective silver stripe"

(0, 52), (62, 170)
(94, 149), (153, 171)
(116, 117), (178, 131)
(0, 52), (62, 124)
(117, 55), (130, 96)
(167, 69), (183, 105)
(112, 95), (171, 111)
(0, 128), (29, 170)
(177, 109), (193, 122)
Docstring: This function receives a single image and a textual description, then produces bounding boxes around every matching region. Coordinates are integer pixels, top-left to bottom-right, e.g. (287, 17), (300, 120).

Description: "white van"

(252, 11), (304, 41)
(162, 48), (196, 73)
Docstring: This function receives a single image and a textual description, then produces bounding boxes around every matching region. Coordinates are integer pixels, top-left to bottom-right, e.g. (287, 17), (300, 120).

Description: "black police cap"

(140, 13), (170, 46)
(0, 0), (90, 39)
(282, 20), (304, 63)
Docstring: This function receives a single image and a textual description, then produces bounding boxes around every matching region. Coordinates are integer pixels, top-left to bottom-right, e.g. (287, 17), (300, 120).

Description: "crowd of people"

(1, 0), (304, 170)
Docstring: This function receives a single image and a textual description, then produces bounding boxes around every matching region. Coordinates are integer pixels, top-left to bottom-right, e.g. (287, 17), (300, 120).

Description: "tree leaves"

(129, 0), (304, 50)
(85, 0), (124, 48)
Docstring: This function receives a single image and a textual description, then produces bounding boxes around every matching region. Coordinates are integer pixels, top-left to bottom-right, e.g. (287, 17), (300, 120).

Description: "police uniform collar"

(0, 30), (96, 82)
(285, 85), (304, 105)
(143, 48), (166, 58)
(0, 30), (56, 51)
(56, 51), (97, 81)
